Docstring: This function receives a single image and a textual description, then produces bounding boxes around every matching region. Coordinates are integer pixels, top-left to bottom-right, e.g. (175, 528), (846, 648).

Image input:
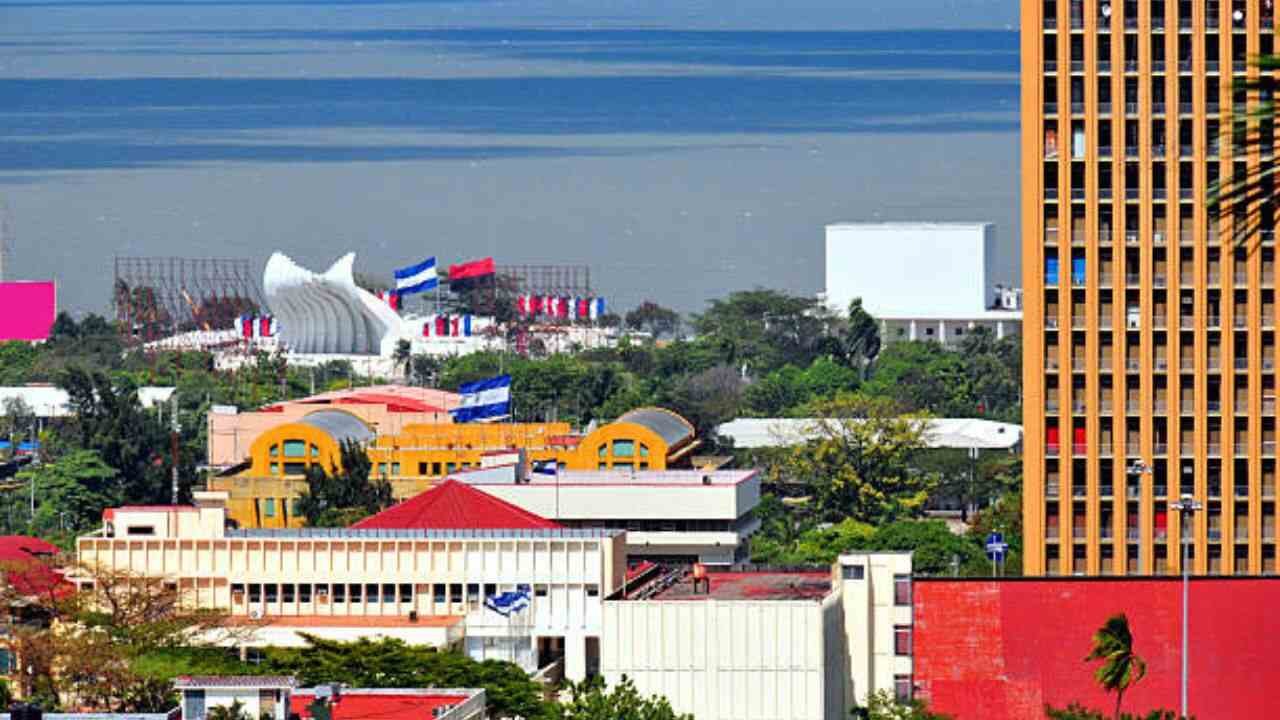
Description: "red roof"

(291, 690), (472, 720)
(353, 479), (561, 530)
(0, 535), (66, 597)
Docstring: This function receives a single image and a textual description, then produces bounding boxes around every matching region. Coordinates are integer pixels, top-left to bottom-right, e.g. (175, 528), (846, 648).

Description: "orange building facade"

(208, 407), (701, 528)
(1023, 0), (1280, 574)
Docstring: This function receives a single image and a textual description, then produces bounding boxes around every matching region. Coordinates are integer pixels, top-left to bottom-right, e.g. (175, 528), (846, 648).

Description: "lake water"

(0, 1), (1020, 313)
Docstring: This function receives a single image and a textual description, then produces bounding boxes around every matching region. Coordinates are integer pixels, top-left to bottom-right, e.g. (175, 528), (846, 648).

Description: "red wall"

(913, 578), (1280, 719)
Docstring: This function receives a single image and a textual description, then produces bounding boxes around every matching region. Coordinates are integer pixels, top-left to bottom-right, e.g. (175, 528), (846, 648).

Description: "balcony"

(1154, 441), (1170, 454)
(1181, 401), (1196, 415)
(1045, 16), (1058, 29)
(1100, 484), (1115, 497)
(1126, 400), (1142, 413)
(1154, 485), (1168, 497)
(1124, 101), (1140, 115)
(1181, 316), (1196, 329)
(1046, 187), (1060, 201)
(1206, 62), (1220, 75)
(1071, 232), (1086, 246)
(1071, 102), (1086, 114)
(1127, 485), (1141, 500)
(1236, 485), (1251, 498)
(1072, 443), (1088, 455)
(1045, 102), (1060, 115)
(1179, 187), (1194, 199)
(1207, 315), (1222, 328)
(1099, 61), (1112, 74)
(1047, 444), (1061, 457)
(1126, 273), (1141, 284)
(1154, 273), (1168, 287)
(1179, 60), (1193, 74)
(1072, 316), (1087, 330)
(1266, 441), (1278, 456)
(1046, 401), (1060, 413)
(1045, 358), (1061, 371)
(1099, 144), (1113, 157)
(1263, 230), (1276, 245)
(1207, 101), (1221, 114)
(1234, 60), (1247, 74)
(1207, 400), (1222, 413)
(1046, 483), (1060, 499)
(1236, 444), (1249, 457)
(1126, 230), (1140, 245)
(1179, 143), (1193, 157)
(1153, 315), (1168, 329)
(1046, 317), (1060, 329)
(1045, 60), (1059, 72)
(1125, 188), (1141, 200)
(1264, 398), (1277, 414)
(1152, 61), (1167, 74)
(1235, 272), (1248, 285)
(1154, 399), (1169, 414)
(1235, 357), (1249, 370)
(1125, 16), (1139, 29)
(1099, 272), (1113, 286)
(1154, 355), (1169, 370)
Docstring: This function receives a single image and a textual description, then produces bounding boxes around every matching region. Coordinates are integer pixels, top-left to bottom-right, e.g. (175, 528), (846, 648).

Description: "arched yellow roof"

(615, 407), (696, 449)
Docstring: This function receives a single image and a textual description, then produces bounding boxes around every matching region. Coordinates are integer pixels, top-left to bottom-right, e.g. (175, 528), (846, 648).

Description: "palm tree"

(392, 339), (412, 382)
(1085, 613), (1147, 720)
(1209, 57), (1280, 248)
(205, 700), (252, 720)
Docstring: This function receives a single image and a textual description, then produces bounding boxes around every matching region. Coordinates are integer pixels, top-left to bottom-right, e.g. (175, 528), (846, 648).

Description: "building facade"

(823, 222), (1021, 343)
(78, 493), (626, 681)
(210, 407), (701, 529)
(1023, 0), (1280, 575)
(459, 468), (763, 564)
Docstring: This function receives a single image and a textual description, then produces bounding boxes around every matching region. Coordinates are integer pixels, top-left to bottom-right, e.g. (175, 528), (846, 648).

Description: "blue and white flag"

(451, 374), (512, 423)
(484, 584), (532, 617)
(393, 256), (439, 296)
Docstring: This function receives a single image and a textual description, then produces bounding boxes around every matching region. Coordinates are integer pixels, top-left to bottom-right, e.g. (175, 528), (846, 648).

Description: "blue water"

(0, 3), (1020, 313)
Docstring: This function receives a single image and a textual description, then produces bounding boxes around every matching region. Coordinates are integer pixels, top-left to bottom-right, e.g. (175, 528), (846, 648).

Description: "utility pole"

(170, 394), (181, 504)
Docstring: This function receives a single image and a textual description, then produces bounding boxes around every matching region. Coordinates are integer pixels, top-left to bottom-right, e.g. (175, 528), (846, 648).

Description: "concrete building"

(823, 222), (1021, 346)
(206, 385), (459, 469)
(716, 417), (1023, 452)
(77, 488), (625, 681)
(458, 467), (763, 564)
(210, 407), (702, 529)
(1021, 0), (1280, 576)
(174, 676), (486, 720)
(600, 554), (916, 720)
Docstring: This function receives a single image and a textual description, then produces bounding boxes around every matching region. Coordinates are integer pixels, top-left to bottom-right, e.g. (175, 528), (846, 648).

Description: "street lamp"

(1169, 492), (1202, 719)
(1127, 460), (1153, 570)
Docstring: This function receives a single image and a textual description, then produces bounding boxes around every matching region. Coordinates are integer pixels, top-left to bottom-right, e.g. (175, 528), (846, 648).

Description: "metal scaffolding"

(113, 256), (265, 343)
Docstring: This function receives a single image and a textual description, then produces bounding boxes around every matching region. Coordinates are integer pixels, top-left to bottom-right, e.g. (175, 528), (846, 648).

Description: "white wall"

(838, 552), (914, 709)
(824, 223), (1000, 318)
(601, 597), (842, 720)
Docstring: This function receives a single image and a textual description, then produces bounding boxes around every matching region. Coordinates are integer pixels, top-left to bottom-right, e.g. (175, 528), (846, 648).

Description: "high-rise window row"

(1023, 0), (1280, 575)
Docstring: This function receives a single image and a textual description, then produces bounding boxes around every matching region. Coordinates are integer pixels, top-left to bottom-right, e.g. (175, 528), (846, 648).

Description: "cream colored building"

(459, 467), (762, 564)
(601, 552), (916, 720)
(77, 492), (625, 681)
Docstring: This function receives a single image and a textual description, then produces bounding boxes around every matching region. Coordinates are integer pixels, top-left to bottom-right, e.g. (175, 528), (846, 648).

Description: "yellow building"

(209, 407), (700, 528)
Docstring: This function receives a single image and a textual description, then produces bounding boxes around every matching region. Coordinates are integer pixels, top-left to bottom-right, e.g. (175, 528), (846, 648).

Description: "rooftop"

(261, 385), (460, 414)
(174, 675), (298, 690)
(290, 688), (481, 720)
(352, 479), (562, 531)
(716, 417), (1023, 450)
(462, 468), (758, 488)
(227, 614), (462, 629)
(647, 570), (832, 602)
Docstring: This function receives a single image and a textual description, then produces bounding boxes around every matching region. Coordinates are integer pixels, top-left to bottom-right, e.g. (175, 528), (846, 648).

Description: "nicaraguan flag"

(451, 374), (512, 422)
(394, 257), (439, 296)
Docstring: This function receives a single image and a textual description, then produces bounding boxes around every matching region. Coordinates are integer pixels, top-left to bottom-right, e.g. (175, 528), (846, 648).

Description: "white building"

(823, 222), (1021, 346)
(601, 552), (916, 720)
(716, 417), (1023, 451)
(77, 488), (626, 681)
(457, 467), (762, 564)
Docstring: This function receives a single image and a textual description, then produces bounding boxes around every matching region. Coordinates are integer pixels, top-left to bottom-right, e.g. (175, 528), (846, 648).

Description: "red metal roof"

(353, 479), (561, 530)
(291, 690), (473, 720)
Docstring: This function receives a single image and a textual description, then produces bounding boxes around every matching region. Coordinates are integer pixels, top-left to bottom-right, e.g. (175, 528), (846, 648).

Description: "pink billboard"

(0, 281), (56, 341)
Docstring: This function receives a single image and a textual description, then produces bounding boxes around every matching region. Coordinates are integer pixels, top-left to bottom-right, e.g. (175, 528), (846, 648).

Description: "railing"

(1154, 485), (1168, 497)
(1181, 402), (1196, 414)
(1154, 441), (1170, 454)
(1265, 441), (1278, 456)
(1099, 62), (1112, 74)
(1153, 400), (1169, 413)
(1264, 482), (1276, 498)
(1127, 485), (1141, 499)
(1072, 232), (1087, 246)
(1208, 400), (1222, 413)
(1126, 146), (1140, 158)
(1235, 357), (1249, 370)
(228, 527), (623, 539)
(1179, 60), (1192, 73)
(1125, 188), (1141, 200)
(1154, 356), (1169, 369)
(1234, 60), (1247, 74)
(1071, 102), (1086, 113)
(1236, 444), (1249, 457)
(1209, 484), (1222, 498)
(1152, 61), (1166, 73)
(1100, 485), (1114, 497)
(1047, 444), (1061, 457)
(1179, 142), (1193, 156)
(1045, 60), (1059, 72)
(1235, 485), (1250, 497)
(1206, 62), (1220, 75)
(1153, 316), (1168, 329)
(1071, 61), (1085, 73)
(1046, 484), (1060, 499)
(1072, 443), (1088, 454)
(1045, 102), (1059, 115)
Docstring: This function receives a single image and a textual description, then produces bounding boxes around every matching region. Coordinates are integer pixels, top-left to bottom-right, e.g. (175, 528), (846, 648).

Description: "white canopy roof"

(716, 417), (1022, 450)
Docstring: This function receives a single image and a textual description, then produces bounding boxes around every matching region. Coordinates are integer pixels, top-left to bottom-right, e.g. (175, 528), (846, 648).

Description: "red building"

(913, 578), (1280, 719)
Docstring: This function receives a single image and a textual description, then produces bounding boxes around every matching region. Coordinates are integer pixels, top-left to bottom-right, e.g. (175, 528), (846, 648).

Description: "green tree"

(1085, 613), (1148, 720)
(392, 339), (413, 382)
(843, 297), (882, 379)
(624, 301), (682, 339)
(205, 700), (252, 720)
(294, 440), (392, 527)
(1045, 703), (1188, 720)
(781, 394), (935, 524)
(15, 449), (119, 536)
(263, 635), (550, 720)
(693, 289), (842, 374)
(554, 676), (692, 720)
(862, 689), (951, 719)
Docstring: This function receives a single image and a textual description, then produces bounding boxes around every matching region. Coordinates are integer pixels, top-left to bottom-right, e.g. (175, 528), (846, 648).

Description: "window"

(399, 584), (412, 603)
(599, 463), (608, 470)
(639, 444), (650, 458)
(432, 462), (443, 475)
(449, 584), (463, 603)
(282, 584), (295, 603)
(597, 444), (608, 459)
(446, 462), (456, 473)
(534, 584), (549, 598)
(231, 583), (245, 601)
(333, 584), (346, 603)
(263, 498), (276, 518)
(283, 463), (306, 475)
(300, 584), (312, 603)
(894, 625), (912, 655)
(366, 583), (379, 602)
(349, 584), (363, 602)
(383, 584), (396, 603)
(434, 584), (446, 603)
(283, 439), (307, 458)
(126, 525), (155, 536)
(894, 574), (912, 606)
(842, 564), (865, 580)
(894, 675), (913, 703)
(586, 584), (599, 597)
(311, 444), (319, 458)
(269, 444), (279, 457)
(377, 463), (387, 475)
(613, 439), (635, 458)
(391, 462), (401, 475)
(270, 463), (280, 476)
(264, 584), (278, 603)
(248, 584), (262, 603)
(419, 462), (429, 476)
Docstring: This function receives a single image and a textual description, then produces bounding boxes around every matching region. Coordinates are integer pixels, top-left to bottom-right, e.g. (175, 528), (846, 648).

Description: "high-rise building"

(1023, 0), (1280, 575)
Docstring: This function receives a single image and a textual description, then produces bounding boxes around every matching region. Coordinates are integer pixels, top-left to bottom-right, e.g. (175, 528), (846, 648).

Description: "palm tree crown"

(1085, 613), (1148, 720)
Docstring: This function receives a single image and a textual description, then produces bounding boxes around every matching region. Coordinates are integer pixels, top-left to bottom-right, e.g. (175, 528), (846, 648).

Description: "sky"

(0, 0), (1022, 315)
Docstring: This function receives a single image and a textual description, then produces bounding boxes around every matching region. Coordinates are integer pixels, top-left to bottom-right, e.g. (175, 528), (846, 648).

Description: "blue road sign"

(985, 532), (1009, 562)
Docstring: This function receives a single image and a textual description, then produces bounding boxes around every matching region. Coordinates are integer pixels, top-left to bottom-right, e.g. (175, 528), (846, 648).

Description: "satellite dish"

(1101, 3), (1112, 17)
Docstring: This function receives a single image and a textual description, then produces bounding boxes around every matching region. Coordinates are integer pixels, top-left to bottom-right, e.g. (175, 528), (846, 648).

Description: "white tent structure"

(716, 417), (1022, 450)
(262, 252), (402, 356)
